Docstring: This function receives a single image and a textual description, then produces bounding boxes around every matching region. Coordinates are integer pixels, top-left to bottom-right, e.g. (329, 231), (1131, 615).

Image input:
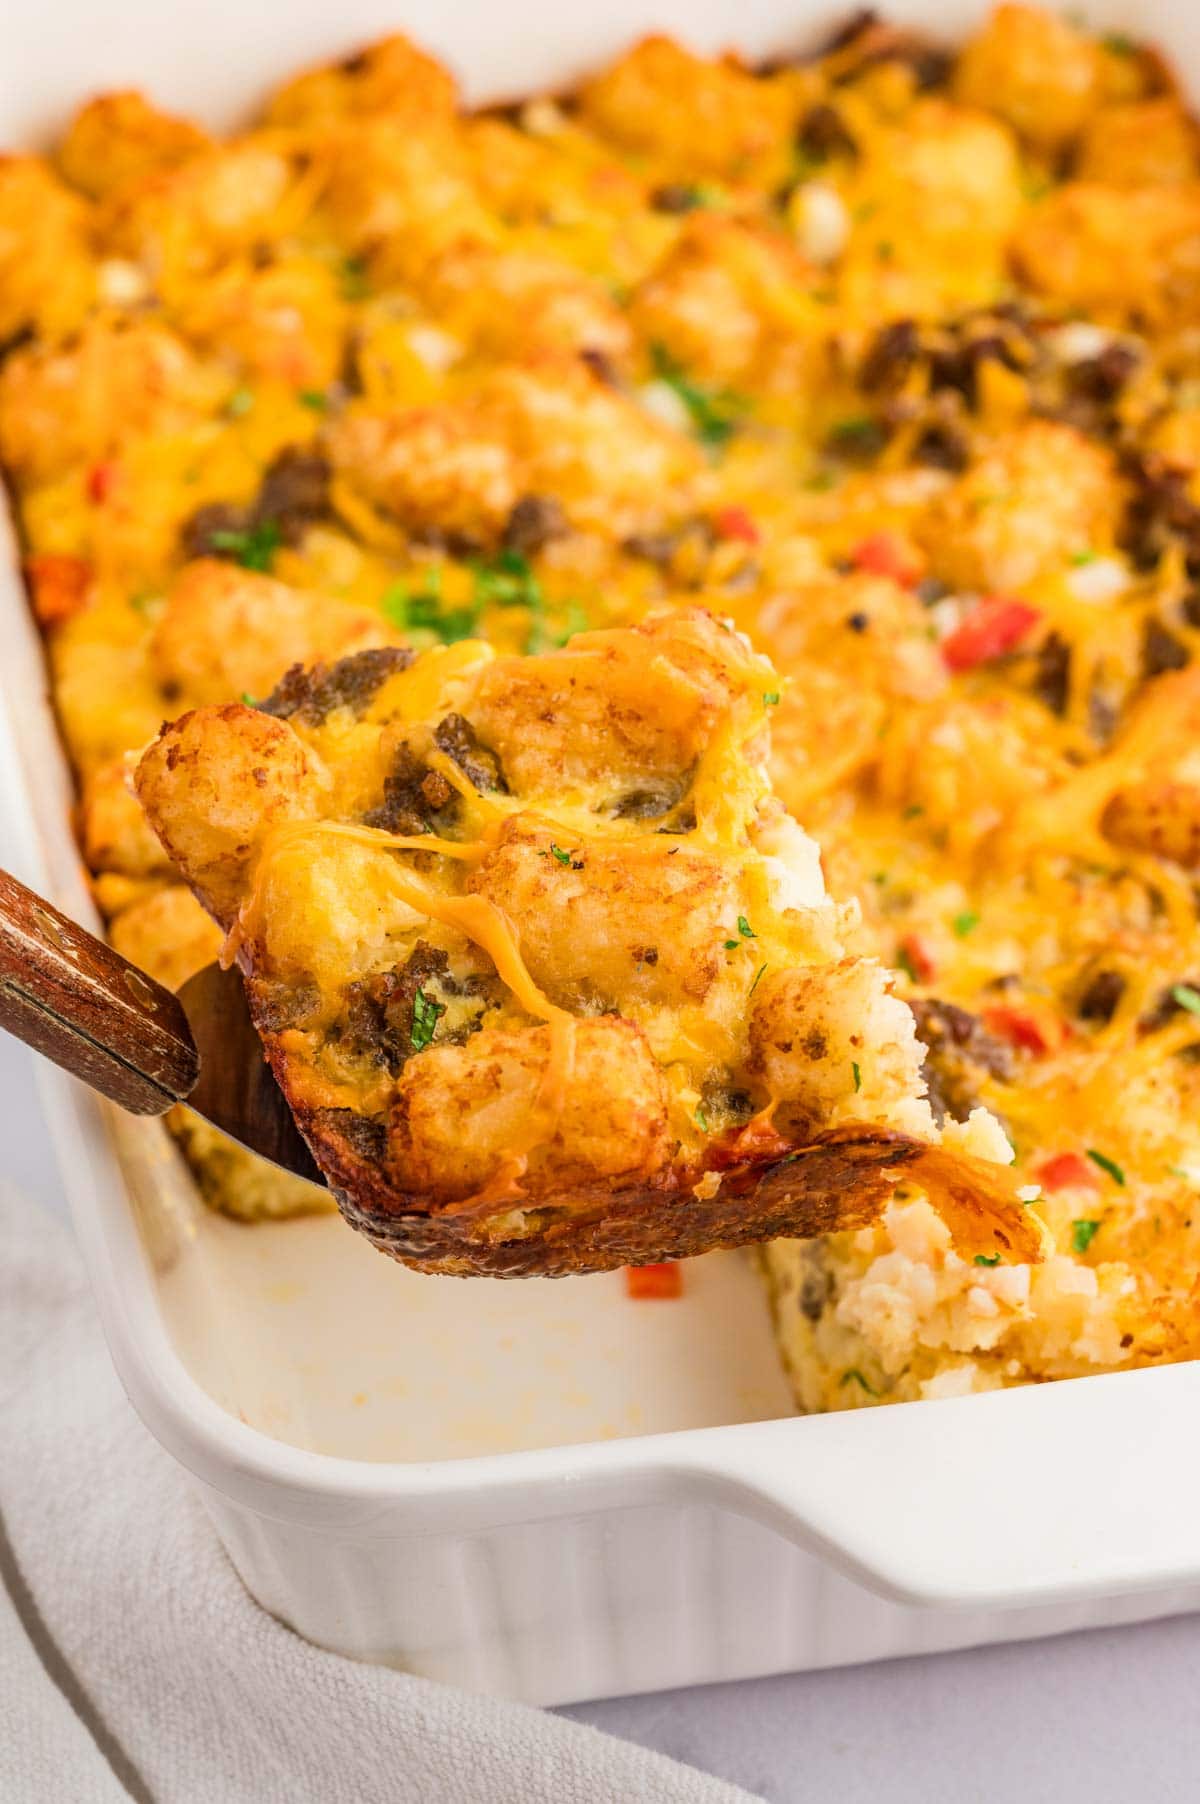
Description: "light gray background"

(4, 1032), (1196, 1803)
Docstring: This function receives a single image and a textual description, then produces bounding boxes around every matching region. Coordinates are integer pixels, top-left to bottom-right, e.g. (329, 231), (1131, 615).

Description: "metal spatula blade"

(177, 961), (326, 1184)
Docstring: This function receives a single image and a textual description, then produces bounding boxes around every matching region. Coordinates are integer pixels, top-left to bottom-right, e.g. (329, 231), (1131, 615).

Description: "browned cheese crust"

(134, 609), (1043, 1275)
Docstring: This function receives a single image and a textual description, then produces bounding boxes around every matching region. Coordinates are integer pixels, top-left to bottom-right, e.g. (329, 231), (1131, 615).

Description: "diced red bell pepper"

(941, 596), (1040, 673)
(713, 505), (761, 546)
(86, 462), (117, 504)
(849, 530), (922, 587)
(981, 1003), (1062, 1055)
(1037, 1152), (1100, 1193)
(898, 932), (937, 984)
(625, 1262), (682, 1299)
(24, 554), (92, 630)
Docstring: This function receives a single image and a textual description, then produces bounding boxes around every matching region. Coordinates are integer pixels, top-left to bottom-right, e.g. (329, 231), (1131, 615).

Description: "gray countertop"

(5, 1031), (1195, 1804)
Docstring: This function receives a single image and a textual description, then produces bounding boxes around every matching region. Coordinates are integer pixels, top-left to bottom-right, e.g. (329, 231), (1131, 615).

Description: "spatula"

(0, 866), (324, 1184)
(0, 866), (1045, 1276)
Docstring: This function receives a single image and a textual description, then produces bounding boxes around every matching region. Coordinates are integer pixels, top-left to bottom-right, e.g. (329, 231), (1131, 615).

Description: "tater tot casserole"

(3, 4), (1200, 1399)
(131, 609), (1040, 1274)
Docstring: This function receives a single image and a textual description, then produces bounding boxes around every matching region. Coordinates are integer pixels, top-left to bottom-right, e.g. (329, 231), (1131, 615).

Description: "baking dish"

(5, 0), (1200, 1708)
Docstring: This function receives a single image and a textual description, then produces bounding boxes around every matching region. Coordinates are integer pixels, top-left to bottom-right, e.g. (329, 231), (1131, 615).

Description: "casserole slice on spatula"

(132, 608), (1045, 1277)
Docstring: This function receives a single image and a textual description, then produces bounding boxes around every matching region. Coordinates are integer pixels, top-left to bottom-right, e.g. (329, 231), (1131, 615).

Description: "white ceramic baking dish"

(5, 0), (1200, 1709)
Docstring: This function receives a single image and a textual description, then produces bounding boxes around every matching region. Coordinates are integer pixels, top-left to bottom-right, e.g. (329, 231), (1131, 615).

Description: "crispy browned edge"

(278, 1048), (1042, 1276)
(136, 706), (1043, 1276)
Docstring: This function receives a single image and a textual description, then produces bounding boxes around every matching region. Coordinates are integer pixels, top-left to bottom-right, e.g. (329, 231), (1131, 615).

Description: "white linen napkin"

(0, 1186), (759, 1804)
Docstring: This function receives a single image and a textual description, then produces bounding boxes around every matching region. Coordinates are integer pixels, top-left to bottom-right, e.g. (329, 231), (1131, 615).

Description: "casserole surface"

(2, 1), (1199, 1404)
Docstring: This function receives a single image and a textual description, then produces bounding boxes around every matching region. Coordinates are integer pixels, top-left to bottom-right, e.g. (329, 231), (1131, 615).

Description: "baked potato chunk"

(952, 4), (1101, 152)
(916, 421), (1122, 593)
(264, 32), (459, 131)
(1012, 182), (1200, 323)
(149, 559), (402, 706)
(57, 91), (209, 200)
(327, 357), (704, 547)
(1074, 100), (1200, 189)
(101, 139), (302, 295)
(0, 316), (225, 484)
(322, 121), (494, 285)
(577, 35), (796, 184)
(136, 700), (326, 920)
(629, 217), (819, 389)
(0, 156), (96, 345)
(134, 613), (1041, 1275)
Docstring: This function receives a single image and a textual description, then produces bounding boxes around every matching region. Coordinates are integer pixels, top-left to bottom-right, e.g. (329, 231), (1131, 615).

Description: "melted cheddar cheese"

(133, 612), (1037, 1265)
(2, 3), (1198, 1376)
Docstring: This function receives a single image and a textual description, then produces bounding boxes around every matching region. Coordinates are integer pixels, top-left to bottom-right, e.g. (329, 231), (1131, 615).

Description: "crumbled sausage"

(180, 446), (331, 563)
(649, 182), (704, 213)
(180, 502), (248, 562)
(1143, 616), (1190, 678)
(817, 9), (878, 56)
(259, 646), (414, 725)
(797, 103), (858, 161)
(1120, 450), (1200, 575)
(251, 977), (322, 1031)
(1141, 977), (1200, 1034)
(1033, 631), (1071, 715)
(622, 528), (683, 566)
(908, 997), (1012, 1125)
(363, 744), (457, 833)
(612, 776), (690, 820)
(502, 494), (567, 555)
(1076, 967), (1126, 1024)
(433, 712), (507, 792)
(256, 447), (332, 544)
(913, 422), (969, 473)
(824, 13), (950, 89)
(859, 320), (921, 394)
(342, 942), (451, 1072)
(825, 416), (888, 461)
(579, 346), (620, 388)
(1069, 342), (1140, 403)
(311, 1107), (387, 1163)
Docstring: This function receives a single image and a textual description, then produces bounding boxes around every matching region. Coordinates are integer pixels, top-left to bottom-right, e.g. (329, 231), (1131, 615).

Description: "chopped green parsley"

(382, 568), (480, 644)
(1086, 1149), (1126, 1187)
(340, 255), (370, 300)
(1171, 984), (1200, 1018)
(410, 988), (446, 1052)
(953, 910), (980, 939)
(851, 1061), (861, 1093)
(840, 1368), (878, 1396)
(826, 415), (885, 458)
(974, 1252), (1001, 1267)
(209, 520), (280, 574)
(650, 343), (744, 450)
(1071, 1217), (1101, 1254)
(549, 843), (572, 866)
(472, 547), (542, 611)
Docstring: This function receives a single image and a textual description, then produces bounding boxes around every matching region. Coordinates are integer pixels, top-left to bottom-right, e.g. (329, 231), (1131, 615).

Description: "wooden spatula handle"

(0, 867), (199, 1114)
